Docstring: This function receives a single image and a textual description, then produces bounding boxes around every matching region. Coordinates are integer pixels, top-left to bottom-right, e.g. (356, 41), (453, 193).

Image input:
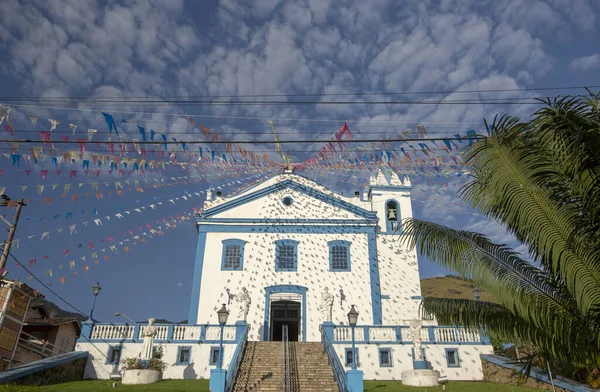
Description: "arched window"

(386, 200), (400, 233)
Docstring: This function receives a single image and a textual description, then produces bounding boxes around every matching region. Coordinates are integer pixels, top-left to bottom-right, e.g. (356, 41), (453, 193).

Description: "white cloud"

(568, 53), (600, 72)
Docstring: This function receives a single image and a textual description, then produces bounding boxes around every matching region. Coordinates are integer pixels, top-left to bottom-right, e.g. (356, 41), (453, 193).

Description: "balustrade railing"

(206, 325), (236, 341)
(332, 325), (482, 344)
(225, 324), (248, 392)
(282, 325), (290, 392)
(322, 326), (348, 392)
(87, 323), (238, 342)
(173, 325), (202, 340)
(91, 324), (134, 340)
(87, 322), (483, 345)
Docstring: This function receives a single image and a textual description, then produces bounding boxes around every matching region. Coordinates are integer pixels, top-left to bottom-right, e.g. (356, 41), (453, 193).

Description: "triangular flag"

(28, 114), (38, 127)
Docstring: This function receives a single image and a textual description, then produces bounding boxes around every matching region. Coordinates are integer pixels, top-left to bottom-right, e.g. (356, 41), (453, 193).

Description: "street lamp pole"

(114, 312), (136, 324)
(347, 305), (359, 371)
(89, 282), (101, 322)
(217, 304), (229, 369)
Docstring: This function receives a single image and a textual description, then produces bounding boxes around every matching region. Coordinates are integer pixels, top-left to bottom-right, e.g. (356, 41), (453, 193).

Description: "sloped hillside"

(420, 275), (499, 303)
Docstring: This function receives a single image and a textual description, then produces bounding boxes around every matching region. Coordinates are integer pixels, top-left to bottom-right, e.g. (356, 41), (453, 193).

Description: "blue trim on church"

(196, 224), (376, 234)
(367, 232), (383, 324)
(263, 285), (308, 342)
(188, 232), (207, 324)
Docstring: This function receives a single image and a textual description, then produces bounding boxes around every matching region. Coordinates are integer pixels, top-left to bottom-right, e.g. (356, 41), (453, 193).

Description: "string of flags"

(0, 104), (482, 176)
(17, 208), (198, 287)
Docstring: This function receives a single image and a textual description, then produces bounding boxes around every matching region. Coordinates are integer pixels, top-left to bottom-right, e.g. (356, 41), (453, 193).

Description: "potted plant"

(121, 344), (167, 385)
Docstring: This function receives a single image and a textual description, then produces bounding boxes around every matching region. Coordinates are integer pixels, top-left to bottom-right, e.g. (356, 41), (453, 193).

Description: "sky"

(1, 0), (600, 324)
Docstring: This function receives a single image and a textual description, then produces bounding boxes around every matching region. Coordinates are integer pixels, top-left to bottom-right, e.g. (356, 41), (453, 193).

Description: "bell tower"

(367, 170), (412, 234)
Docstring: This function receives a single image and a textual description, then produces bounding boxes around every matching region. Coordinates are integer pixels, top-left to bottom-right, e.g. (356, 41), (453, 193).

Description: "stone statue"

(234, 287), (251, 321)
(141, 317), (157, 360)
(319, 287), (335, 322)
(409, 319), (423, 360)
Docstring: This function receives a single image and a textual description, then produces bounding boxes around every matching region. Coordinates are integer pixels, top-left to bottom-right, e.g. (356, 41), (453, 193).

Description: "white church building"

(76, 170), (492, 385)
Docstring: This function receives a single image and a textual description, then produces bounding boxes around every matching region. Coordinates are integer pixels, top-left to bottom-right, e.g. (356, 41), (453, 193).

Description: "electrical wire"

(2, 98), (544, 106)
(2, 84), (597, 100)
(0, 102), (510, 124)
(0, 135), (482, 145)
(9, 252), (89, 318)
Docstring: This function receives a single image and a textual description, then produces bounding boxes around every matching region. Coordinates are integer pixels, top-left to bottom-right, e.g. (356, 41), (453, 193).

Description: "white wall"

(76, 341), (236, 380)
(76, 341), (493, 381)
(376, 234), (422, 323)
(332, 343), (493, 381)
(196, 231), (375, 342)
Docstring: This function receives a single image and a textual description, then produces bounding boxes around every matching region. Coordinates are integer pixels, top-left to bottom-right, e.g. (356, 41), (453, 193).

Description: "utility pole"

(0, 195), (26, 273)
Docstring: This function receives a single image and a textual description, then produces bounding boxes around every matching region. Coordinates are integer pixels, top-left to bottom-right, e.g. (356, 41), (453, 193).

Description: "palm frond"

(422, 297), (593, 365)
(459, 114), (600, 315)
(402, 219), (579, 333)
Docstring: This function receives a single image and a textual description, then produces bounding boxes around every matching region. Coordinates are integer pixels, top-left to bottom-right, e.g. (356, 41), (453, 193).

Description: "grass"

(421, 276), (499, 303)
(0, 380), (208, 392)
(365, 380), (541, 391)
(0, 380), (542, 392)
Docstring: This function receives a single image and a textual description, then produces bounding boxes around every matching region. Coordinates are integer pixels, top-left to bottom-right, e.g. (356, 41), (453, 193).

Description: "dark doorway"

(270, 301), (300, 341)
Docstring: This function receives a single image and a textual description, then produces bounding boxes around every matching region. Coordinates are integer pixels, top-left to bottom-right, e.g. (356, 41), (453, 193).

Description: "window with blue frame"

(209, 346), (221, 366)
(106, 346), (122, 365)
(445, 348), (460, 367)
(275, 240), (298, 271)
(328, 240), (351, 271)
(344, 348), (359, 367)
(378, 348), (392, 367)
(176, 346), (191, 365)
(221, 239), (246, 270)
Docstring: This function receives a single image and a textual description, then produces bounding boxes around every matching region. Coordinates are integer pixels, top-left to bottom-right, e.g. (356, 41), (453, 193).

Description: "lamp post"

(217, 304), (229, 369)
(89, 282), (101, 322)
(347, 305), (359, 370)
(473, 287), (481, 301)
(114, 312), (136, 324)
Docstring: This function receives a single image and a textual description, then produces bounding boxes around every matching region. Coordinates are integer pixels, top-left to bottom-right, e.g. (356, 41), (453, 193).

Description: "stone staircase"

(233, 341), (339, 392)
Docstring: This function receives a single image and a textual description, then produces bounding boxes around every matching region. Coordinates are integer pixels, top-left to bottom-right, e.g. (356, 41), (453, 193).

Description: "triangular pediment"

(202, 177), (377, 223)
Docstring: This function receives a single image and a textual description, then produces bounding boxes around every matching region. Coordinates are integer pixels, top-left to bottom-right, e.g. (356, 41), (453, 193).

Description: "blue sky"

(1, 0), (600, 324)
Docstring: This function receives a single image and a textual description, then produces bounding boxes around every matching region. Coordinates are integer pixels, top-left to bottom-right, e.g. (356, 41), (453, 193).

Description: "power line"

(2, 98), (544, 106)
(9, 252), (88, 318)
(0, 136), (482, 145)
(0, 103), (500, 124)
(1, 84), (597, 100)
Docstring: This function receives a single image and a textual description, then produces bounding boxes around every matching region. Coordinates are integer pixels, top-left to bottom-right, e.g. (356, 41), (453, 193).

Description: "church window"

(209, 346), (221, 366)
(379, 348), (392, 367)
(221, 239), (246, 271)
(385, 200), (401, 233)
(176, 346), (191, 365)
(445, 348), (460, 367)
(282, 196), (293, 206)
(345, 347), (359, 367)
(106, 346), (122, 365)
(275, 240), (298, 271)
(329, 240), (351, 271)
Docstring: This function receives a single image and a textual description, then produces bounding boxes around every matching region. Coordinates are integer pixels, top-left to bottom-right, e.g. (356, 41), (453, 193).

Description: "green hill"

(420, 275), (499, 303)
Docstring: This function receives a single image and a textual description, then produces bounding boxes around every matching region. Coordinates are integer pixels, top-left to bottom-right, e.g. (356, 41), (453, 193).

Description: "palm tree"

(402, 93), (600, 376)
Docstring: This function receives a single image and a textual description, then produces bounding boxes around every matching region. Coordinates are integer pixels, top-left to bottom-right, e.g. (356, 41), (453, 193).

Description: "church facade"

(76, 170), (492, 381)
(190, 171), (421, 340)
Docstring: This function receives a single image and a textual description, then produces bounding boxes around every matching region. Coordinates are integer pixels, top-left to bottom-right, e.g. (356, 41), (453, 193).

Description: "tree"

(403, 93), (600, 377)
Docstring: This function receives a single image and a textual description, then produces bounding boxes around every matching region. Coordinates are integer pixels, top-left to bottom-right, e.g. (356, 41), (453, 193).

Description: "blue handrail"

(321, 327), (348, 392)
(225, 325), (248, 392)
